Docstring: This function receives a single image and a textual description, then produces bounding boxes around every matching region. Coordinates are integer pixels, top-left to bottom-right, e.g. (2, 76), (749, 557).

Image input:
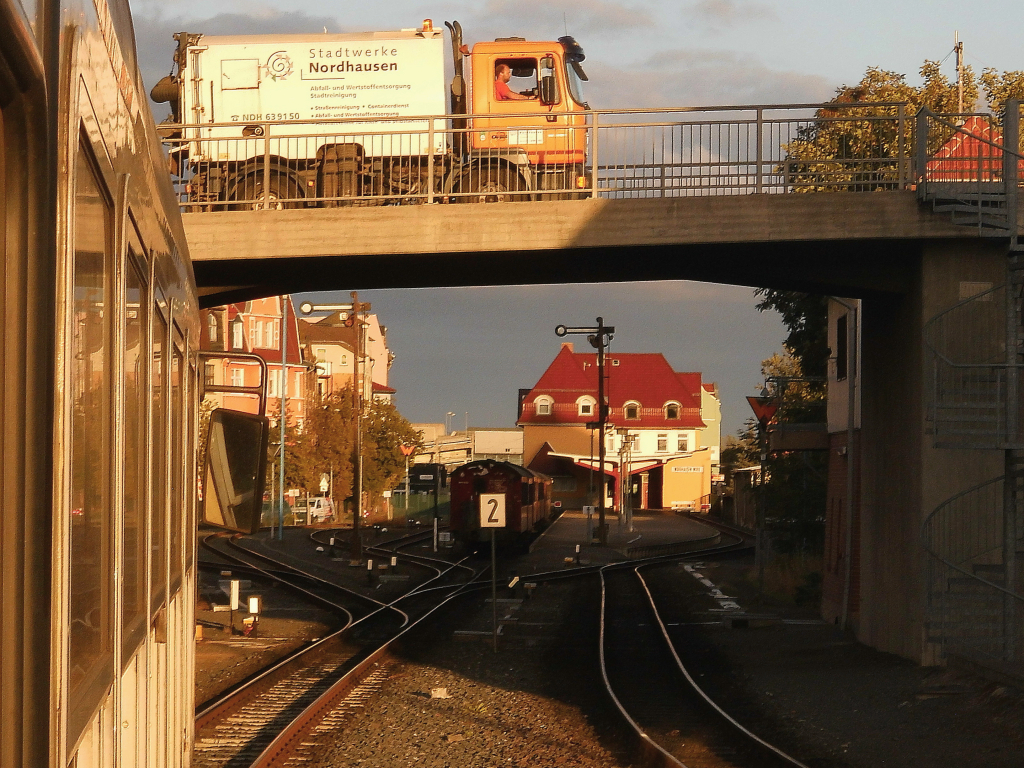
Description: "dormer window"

(624, 401), (640, 419)
(535, 395), (554, 415)
(577, 395), (596, 417)
(665, 402), (680, 419)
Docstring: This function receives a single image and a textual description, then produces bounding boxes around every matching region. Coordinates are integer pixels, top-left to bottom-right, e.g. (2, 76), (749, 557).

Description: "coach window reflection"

(68, 145), (113, 740)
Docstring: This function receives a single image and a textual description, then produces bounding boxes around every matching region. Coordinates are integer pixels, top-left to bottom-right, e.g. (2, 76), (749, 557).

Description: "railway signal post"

(556, 319), (615, 544)
(480, 493), (506, 652)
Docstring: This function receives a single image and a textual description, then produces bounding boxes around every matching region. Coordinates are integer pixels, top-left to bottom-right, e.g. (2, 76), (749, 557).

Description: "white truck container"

(179, 27), (447, 162)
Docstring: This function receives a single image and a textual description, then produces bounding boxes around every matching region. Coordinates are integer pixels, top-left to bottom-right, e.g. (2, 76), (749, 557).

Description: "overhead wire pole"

(299, 296), (371, 561)
(556, 318), (614, 545)
(278, 295), (288, 541)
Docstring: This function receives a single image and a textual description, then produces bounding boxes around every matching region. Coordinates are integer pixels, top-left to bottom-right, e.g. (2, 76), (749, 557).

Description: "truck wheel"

(458, 166), (524, 203)
(227, 170), (301, 210)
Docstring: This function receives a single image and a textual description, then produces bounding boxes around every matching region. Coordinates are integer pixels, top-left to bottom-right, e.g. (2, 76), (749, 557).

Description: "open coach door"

(199, 352), (271, 534)
(202, 409), (270, 534)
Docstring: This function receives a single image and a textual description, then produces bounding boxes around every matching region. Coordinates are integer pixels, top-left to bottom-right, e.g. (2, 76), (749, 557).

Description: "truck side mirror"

(201, 408), (270, 534)
(539, 56), (558, 105)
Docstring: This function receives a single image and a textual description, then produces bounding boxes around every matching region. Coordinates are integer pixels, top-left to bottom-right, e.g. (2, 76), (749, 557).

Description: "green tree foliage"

(360, 400), (424, 497)
(783, 61), (977, 191)
(754, 290), (828, 381)
(979, 69), (1024, 125)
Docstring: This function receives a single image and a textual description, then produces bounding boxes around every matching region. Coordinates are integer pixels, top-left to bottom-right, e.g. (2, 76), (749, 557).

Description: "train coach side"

(2, 0), (208, 766)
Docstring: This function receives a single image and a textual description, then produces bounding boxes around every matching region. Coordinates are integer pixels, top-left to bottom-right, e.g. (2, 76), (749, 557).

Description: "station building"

(517, 343), (721, 511)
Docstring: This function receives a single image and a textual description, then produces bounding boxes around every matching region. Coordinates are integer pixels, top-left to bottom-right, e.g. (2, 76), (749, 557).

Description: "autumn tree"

(284, 391), (356, 498)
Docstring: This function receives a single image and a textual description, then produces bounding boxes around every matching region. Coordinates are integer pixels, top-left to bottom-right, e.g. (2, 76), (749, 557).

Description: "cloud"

(585, 49), (834, 109)
(688, 0), (777, 31)
(133, 10), (341, 112)
(452, 0), (655, 42)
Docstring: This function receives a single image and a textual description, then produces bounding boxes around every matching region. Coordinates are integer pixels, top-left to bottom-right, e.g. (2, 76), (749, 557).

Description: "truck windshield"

(566, 61), (587, 107)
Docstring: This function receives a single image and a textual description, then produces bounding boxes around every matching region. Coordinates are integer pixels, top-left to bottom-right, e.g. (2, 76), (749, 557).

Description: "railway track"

(599, 554), (809, 768)
(193, 529), (484, 767)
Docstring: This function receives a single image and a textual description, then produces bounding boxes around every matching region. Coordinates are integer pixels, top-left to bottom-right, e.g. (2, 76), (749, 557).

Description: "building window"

(341, 354), (349, 366)
(577, 396), (595, 417)
(268, 371), (280, 398)
(657, 434), (668, 452)
(552, 476), (577, 492)
(250, 322), (259, 349)
(272, 320), (280, 349)
(204, 362), (216, 386)
(232, 319), (243, 349)
(230, 367), (244, 388)
(837, 313), (850, 381)
(624, 401), (640, 419)
(207, 313), (217, 342)
(665, 402), (679, 419)
(535, 395), (553, 415)
(677, 435), (689, 452)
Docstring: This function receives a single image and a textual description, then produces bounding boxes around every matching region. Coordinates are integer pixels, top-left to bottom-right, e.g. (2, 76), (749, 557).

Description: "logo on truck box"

(265, 51), (294, 81)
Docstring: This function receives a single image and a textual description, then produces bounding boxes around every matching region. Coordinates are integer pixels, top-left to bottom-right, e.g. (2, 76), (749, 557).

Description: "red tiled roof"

(926, 115), (1023, 181)
(372, 381), (396, 394)
(518, 346), (706, 428)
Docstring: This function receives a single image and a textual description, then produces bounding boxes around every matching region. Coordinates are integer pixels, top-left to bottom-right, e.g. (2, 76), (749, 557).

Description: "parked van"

(307, 497), (335, 524)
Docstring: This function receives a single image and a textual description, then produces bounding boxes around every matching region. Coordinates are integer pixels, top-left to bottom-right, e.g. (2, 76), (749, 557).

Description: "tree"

(979, 69), (1024, 125)
(754, 290), (828, 381)
(782, 61), (977, 192)
(360, 400), (423, 498)
(285, 391), (356, 498)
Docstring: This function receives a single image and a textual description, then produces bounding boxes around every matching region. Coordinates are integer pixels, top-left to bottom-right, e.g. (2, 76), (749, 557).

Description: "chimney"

(561, 341), (574, 352)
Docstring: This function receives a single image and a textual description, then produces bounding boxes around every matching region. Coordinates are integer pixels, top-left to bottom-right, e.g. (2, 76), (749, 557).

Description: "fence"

(160, 101), (937, 210)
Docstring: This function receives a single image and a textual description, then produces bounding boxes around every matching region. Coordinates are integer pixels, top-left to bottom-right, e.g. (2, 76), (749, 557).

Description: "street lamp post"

(556, 318), (615, 545)
(299, 294), (371, 561)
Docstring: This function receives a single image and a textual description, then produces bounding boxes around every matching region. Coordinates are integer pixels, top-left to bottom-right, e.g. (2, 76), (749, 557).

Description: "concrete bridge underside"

(186, 191), (975, 306)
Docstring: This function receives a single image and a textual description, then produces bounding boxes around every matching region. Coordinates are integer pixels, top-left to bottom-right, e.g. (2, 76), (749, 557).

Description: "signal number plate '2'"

(479, 494), (506, 528)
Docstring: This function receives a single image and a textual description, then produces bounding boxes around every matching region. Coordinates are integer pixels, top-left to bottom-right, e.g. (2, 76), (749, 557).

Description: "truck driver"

(494, 63), (533, 101)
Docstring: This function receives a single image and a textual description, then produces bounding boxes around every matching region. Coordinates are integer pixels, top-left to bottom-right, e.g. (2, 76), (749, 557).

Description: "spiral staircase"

(920, 102), (1024, 668)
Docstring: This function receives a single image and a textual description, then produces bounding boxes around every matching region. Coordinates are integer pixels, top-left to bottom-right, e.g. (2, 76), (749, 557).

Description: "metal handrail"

(921, 474), (1024, 604)
(918, 106), (1024, 163)
(162, 100), (928, 210)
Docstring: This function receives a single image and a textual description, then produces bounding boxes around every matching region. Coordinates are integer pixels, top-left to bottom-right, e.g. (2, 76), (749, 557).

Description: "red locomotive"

(449, 460), (554, 548)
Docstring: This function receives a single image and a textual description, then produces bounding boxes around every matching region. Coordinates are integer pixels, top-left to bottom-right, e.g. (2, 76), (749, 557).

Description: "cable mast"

(955, 31), (964, 114)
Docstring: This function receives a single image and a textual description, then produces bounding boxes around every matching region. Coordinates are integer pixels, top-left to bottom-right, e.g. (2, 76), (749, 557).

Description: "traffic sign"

(480, 493), (506, 528)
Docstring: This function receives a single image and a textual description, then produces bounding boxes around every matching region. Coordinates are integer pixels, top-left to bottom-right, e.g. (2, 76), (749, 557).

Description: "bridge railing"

(160, 102), (926, 210)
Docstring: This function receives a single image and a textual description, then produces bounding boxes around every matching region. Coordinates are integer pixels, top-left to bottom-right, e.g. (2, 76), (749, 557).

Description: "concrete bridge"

(188, 191), (977, 305)
(177, 103), (1024, 673)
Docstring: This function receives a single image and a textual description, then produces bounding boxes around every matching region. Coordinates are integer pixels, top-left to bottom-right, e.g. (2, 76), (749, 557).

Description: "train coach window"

(151, 313), (168, 612)
(169, 344), (184, 591)
(121, 257), (149, 664)
(68, 144), (114, 739)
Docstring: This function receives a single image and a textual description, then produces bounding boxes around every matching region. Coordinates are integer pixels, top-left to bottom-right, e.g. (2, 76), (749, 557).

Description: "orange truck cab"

(446, 22), (590, 199)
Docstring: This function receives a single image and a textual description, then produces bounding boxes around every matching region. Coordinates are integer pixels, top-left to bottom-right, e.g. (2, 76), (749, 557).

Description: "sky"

(131, 0), (1024, 435)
